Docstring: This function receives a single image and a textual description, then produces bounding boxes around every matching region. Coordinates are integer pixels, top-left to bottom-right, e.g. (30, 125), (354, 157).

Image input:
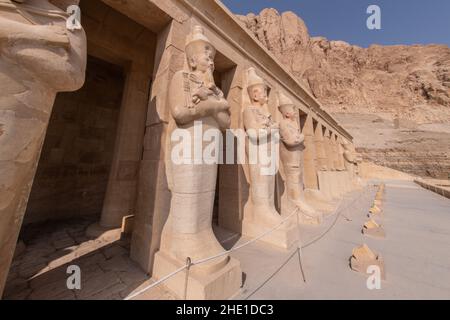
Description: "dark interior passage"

(23, 56), (125, 225)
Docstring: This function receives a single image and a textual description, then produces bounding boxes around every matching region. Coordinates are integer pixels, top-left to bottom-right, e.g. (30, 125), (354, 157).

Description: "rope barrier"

(191, 208), (299, 267)
(302, 187), (371, 249)
(295, 212), (306, 283)
(123, 264), (188, 300)
(183, 257), (192, 300)
(244, 185), (373, 299)
(125, 184), (375, 301)
(124, 207), (299, 300)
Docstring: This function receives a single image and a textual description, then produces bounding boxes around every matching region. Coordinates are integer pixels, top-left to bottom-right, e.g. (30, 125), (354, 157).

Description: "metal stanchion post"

(183, 257), (192, 300)
(295, 210), (306, 283)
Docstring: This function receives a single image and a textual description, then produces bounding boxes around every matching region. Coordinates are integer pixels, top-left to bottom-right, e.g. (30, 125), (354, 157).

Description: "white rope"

(124, 185), (375, 300)
(244, 185), (373, 299)
(192, 208), (299, 266)
(123, 207), (299, 300)
(124, 264), (188, 300)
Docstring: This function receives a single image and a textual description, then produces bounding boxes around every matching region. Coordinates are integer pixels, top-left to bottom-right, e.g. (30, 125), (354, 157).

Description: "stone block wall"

(23, 56), (125, 225)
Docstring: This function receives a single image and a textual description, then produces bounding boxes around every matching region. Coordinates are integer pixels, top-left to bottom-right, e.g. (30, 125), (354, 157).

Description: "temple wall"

(0, 0), (357, 297)
(23, 57), (125, 225)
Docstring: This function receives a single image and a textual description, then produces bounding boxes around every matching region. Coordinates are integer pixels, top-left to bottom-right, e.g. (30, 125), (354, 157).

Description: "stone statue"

(277, 91), (322, 225)
(343, 140), (358, 177)
(343, 140), (365, 187)
(153, 26), (241, 300)
(0, 0), (87, 295)
(241, 68), (298, 249)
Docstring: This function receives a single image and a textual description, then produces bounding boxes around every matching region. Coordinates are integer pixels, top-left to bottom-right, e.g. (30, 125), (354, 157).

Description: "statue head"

(186, 26), (216, 74)
(277, 91), (297, 119)
(247, 68), (269, 106)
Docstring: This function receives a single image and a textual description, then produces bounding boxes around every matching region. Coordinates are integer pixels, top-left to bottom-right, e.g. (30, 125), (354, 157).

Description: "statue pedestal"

(280, 194), (323, 225)
(153, 252), (242, 300)
(242, 203), (299, 249)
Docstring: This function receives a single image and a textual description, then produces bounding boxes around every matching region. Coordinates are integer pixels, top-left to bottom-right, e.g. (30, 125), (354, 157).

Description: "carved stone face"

(248, 84), (269, 106)
(188, 47), (215, 73)
(279, 105), (296, 119)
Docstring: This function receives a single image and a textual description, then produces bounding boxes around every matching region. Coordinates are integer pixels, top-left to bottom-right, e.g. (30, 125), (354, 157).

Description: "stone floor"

(231, 180), (450, 299)
(5, 180), (450, 300)
(3, 218), (175, 300)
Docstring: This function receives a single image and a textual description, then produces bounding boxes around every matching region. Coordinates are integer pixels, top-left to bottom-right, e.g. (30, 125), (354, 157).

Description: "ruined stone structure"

(0, 0), (359, 299)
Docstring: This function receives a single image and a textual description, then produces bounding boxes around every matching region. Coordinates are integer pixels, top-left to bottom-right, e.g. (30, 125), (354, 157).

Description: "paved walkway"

(5, 180), (450, 300)
(4, 218), (174, 300)
(231, 180), (450, 299)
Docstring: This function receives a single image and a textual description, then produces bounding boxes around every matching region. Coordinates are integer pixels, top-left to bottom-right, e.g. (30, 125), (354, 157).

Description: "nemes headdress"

(185, 25), (216, 58)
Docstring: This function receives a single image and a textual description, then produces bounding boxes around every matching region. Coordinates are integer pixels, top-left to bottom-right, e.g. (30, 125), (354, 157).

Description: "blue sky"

(221, 0), (450, 48)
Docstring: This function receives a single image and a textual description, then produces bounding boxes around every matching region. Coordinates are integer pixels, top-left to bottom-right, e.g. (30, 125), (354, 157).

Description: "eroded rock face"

(237, 9), (450, 178)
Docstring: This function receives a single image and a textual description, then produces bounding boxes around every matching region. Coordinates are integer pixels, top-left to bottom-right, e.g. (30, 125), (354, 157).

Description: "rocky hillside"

(237, 9), (450, 178)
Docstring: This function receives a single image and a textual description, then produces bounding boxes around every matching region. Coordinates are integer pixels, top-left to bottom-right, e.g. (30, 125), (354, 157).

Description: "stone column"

(331, 134), (341, 171)
(314, 122), (328, 171)
(0, 4), (87, 296)
(323, 128), (335, 171)
(301, 113), (319, 190)
(303, 116), (334, 211)
(318, 128), (340, 200)
(130, 20), (186, 274)
(99, 65), (152, 229)
(336, 136), (346, 171)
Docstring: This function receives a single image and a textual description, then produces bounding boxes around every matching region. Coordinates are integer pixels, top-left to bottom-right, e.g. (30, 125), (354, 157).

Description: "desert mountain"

(237, 9), (450, 178)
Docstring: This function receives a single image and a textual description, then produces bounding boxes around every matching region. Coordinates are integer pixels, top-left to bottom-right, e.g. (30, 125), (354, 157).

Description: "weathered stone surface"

(241, 67), (299, 249)
(350, 244), (386, 280)
(362, 219), (386, 239)
(3, 218), (172, 300)
(237, 9), (450, 178)
(153, 25), (241, 300)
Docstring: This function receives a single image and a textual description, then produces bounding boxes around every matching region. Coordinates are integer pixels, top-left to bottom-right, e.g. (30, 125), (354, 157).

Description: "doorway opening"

(211, 52), (237, 226)
(3, 55), (126, 299)
(24, 56), (125, 227)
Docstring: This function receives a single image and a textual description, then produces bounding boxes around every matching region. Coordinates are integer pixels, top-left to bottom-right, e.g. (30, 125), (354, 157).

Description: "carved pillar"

(314, 121), (328, 171)
(323, 128), (335, 171)
(337, 136), (347, 171)
(301, 113), (319, 190)
(130, 20), (186, 274)
(151, 25), (241, 300)
(99, 65), (152, 228)
(332, 134), (341, 171)
(303, 118), (334, 211)
(241, 67), (298, 249)
(0, 3), (87, 296)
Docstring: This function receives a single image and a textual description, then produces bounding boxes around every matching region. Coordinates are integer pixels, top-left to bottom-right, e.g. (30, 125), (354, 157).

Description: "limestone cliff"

(237, 9), (450, 178)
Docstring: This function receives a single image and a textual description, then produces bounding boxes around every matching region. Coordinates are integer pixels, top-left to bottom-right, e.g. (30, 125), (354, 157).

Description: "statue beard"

(202, 67), (215, 88)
